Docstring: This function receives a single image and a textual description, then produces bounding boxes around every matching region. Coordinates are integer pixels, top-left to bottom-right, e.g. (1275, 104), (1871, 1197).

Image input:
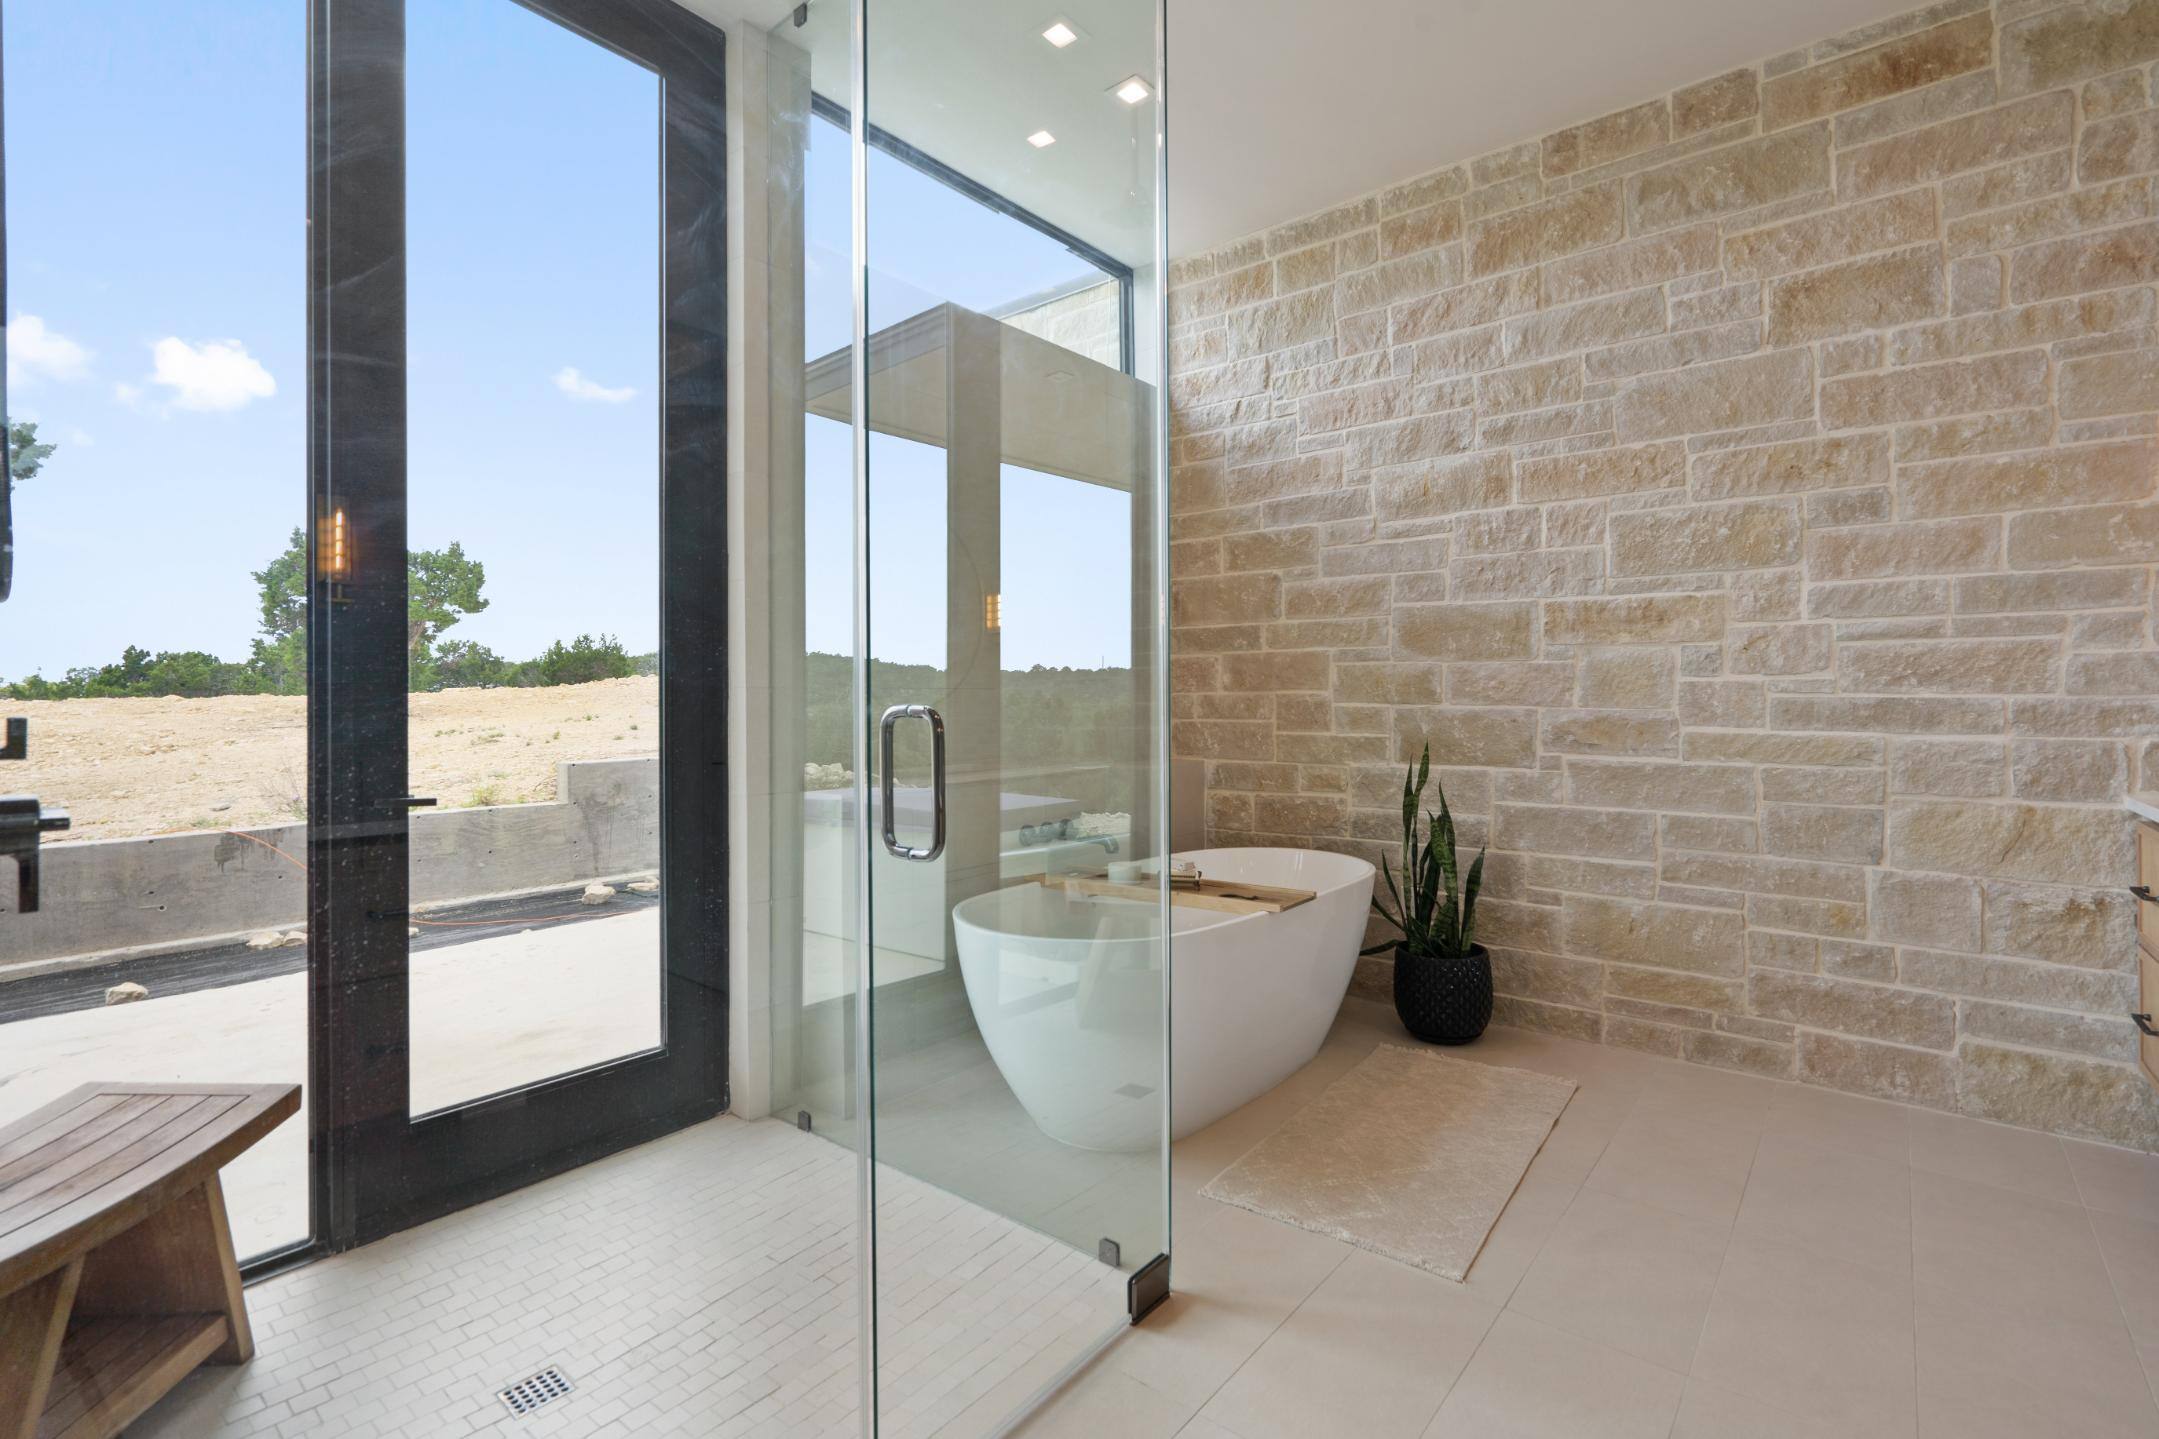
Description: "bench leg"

(71, 1175), (254, 1364)
(0, 1257), (82, 1439)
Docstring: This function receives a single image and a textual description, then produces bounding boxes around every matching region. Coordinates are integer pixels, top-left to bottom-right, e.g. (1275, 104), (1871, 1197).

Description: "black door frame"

(303, 0), (730, 1259)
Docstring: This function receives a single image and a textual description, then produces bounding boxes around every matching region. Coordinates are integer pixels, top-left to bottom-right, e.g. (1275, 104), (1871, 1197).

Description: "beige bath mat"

(1199, 1044), (1576, 1281)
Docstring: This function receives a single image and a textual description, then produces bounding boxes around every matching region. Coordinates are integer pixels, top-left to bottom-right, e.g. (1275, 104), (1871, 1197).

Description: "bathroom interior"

(9, 0), (2159, 1434)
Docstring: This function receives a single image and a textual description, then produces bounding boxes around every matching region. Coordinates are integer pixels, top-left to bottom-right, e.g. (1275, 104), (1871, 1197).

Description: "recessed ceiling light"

(1112, 75), (1151, 105)
(1042, 20), (1078, 47)
(1027, 129), (1057, 148)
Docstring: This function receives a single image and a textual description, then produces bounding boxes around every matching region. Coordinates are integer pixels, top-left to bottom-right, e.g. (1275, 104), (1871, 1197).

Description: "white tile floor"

(1018, 999), (2159, 1439)
(128, 995), (2159, 1438)
(133, 1117), (1123, 1439)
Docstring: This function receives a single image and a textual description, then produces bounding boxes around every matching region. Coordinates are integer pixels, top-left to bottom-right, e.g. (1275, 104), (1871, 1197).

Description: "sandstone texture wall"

(1166, 0), (2159, 1145)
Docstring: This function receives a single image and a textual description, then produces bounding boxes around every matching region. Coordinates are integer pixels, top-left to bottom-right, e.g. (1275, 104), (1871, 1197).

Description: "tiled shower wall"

(1167, 0), (2159, 1147)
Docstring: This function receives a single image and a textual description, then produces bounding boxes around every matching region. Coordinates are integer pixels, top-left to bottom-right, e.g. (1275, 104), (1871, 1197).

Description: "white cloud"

(147, 336), (276, 412)
(113, 382), (143, 407)
(553, 366), (636, 404)
(8, 314), (91, 387)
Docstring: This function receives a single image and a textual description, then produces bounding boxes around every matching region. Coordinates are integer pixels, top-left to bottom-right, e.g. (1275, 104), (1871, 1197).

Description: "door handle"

(2134, 885), (2157, 904)
(0, 720), (70, 913)
(2136, 1013), (2159, 1039)
(385, 795), (438, 809)
(878, 704), (945, 862)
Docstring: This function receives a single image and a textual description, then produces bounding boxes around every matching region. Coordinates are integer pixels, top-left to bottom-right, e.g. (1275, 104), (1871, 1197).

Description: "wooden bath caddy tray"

(1032, 873), (1315, 914)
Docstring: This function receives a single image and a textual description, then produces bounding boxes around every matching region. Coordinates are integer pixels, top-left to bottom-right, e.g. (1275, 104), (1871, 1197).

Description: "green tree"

(7, 420), (54, 488)
(407, 541), (487, 661)
(245, 529), (490, 691)
(532, 634), (634, 686)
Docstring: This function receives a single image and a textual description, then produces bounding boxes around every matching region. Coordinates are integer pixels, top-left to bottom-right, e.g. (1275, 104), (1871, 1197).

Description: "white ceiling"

(1164, 0), (1928, 257)
(696, 0), (1930, 265)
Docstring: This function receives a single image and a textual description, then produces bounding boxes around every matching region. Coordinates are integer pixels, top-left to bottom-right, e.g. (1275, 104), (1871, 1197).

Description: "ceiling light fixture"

(1041, 20), (1078, 47)
(1112, 75), (1151, 105)
(1027, 130), (1056, 148)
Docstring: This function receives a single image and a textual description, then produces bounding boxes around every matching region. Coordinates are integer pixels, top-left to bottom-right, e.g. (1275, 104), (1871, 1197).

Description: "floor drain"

(497, 1364), (575, 1418)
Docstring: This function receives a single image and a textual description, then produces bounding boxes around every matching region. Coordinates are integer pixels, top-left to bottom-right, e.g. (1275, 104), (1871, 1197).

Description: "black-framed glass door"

(308, 0), (728, 1249)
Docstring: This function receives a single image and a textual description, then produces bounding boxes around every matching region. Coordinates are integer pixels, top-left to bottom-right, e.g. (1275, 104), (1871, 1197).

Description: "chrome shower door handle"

(878, 703), (946, 862)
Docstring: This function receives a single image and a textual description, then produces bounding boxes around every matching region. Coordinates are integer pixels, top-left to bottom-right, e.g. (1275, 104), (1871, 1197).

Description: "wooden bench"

(0, 1083), (299, 1439)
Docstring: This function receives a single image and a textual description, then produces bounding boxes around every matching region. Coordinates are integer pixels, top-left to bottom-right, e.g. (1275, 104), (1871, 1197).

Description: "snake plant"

(1364, 742), (1485, 960)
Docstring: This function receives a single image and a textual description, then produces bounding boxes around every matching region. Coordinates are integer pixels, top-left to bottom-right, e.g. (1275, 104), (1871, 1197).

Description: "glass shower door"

(858, 0), (1169, 1431)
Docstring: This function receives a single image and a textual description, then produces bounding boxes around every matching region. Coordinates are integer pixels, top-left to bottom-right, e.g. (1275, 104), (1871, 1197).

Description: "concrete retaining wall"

(1, 757), (659, 972)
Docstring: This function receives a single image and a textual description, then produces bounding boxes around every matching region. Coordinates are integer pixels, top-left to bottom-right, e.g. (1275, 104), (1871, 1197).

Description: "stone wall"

(1166, 0), (2159, 1146)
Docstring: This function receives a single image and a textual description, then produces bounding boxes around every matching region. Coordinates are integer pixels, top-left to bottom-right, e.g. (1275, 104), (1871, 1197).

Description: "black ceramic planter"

(1393, 941), (1493, 1045)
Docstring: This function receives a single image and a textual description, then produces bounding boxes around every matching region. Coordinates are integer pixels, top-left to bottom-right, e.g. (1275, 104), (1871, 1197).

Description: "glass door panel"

(0, 0), (309, 1262)
(861, 0), (1167, 1428)
(313, 0), (728, 1246)
(403, 0), (664, 1116)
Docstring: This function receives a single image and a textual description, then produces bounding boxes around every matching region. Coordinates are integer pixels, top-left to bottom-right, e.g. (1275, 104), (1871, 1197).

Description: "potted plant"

(1365, 742), (1491, 1044)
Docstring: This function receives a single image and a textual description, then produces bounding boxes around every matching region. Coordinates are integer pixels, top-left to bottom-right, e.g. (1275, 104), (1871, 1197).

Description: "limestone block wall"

(1167, 0), (2159, 1145)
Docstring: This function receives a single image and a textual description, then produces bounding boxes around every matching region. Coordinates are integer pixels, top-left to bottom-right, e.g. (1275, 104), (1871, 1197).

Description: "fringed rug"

(1200, 1044), (1575, 1280)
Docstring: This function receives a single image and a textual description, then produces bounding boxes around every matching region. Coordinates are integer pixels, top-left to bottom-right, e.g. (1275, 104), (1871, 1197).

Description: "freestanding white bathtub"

(952, 847), (1376, 1151)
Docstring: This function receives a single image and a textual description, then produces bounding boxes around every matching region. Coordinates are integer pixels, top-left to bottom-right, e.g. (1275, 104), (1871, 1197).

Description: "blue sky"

(2, 1), (1130, 681)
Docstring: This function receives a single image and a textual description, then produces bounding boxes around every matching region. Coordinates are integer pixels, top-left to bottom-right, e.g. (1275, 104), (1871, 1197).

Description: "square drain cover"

(497, 1364), (575, 1418)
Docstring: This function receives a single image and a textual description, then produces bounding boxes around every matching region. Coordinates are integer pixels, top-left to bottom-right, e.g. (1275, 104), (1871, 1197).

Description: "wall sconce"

(320, 507), (352, 583)
(985, 593), (1002, 631)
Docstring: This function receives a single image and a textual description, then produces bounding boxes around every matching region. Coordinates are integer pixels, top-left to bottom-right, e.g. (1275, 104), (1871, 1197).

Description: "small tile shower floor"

(1020, 999), (2159, 1439)
(131, 1117), (1121, 1439)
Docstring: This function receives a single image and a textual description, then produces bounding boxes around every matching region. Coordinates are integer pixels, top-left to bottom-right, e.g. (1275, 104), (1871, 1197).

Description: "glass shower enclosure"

(762, 0), (1170, 1431)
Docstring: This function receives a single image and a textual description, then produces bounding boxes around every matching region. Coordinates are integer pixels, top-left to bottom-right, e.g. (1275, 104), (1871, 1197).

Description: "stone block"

(1453, 550), (1608, 599)
(1805, 517), (1999, 579)
(1761, 12), (1994, 131)
(1820, 351), (2047, 430)
(1822, 939), (1897, 981)
(1545, 594), (1727, 646)
(1517, 442), (1684, 503)
(1615, 350), (1817, 442)
(1469, 185), (1624, 277)
(1809, 578), (1950, 618)
(1396, 708), (1540, 769)
(1663, 814), (1758, 852)
(1762, 804), (1885, 864)
(1900, 441), (2155, 519)
(1728, 623), (1835, 676)
(1748, 929), (1821, 972)
(1606, 964), (1741, 1013)
(1559, 893), (1747, 975)
(2011, 738), (2128, 803)
(1251, 793), (1349, 836)
(1887, 800), (2130, 885)
(1541, 712), (1680, 758)
(1751, 970), (1955, 1048)
(1797, 1031), (1959, 1109)
(2009, 220), (2159, 303)
(1543, 99), (1671, 178)
(1891, 292), (2157, 367)
(1980, 878), (2134, 967)
(1542, 226), (1719, 306)
(1838, 638), (2058, 695)
(1836, 93), (2072, 199)
(1722, 189), (1937, 281)
(1870, 868), (1982, 950)
(1626, 125), (1832, 232)
(1957, 1042), (2159, 1149)
(1999, 0), (2159, 96)
(1610, 500), (1802, 575)
(1767, 246), (1944, 345)
(1448, 662), (1576, 707)
(1676, 679), (1767, 727)
(1772, 694), (2003, 734)
(1395, 602), (1534, 661)
(1565, 757), (1755, 814)
(1902, 947), (2133, 1014)
(1373, 453), (1514, 523)
(1493, 804), (1658, 860)
(1661, 850), (1869, 902)
(1578, 649), (1676, 709)
(2007, 501), (2159, 569)
(1674, 68), (1760, 137)
(1172, 573), (1281, 627)
(1683, 731), (1879, 766)
(1221, 651), (1333, 693)
(2059, 347), (2159, 421)
(1962, 1000), (2134, 1063)
(1890, 738), (2005, 797)
(1691, 434), (1891, 499)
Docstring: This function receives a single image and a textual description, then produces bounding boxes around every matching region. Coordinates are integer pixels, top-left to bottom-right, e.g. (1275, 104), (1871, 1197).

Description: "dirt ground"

(11, 676), (660, 842)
